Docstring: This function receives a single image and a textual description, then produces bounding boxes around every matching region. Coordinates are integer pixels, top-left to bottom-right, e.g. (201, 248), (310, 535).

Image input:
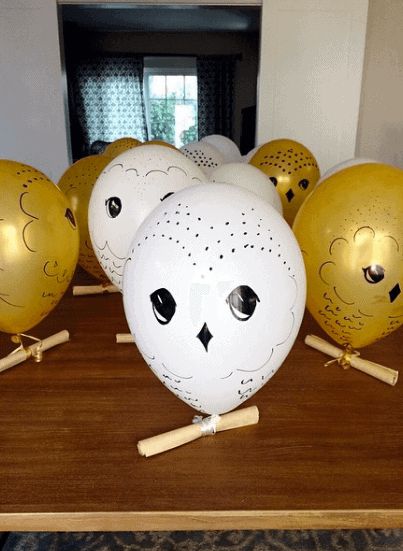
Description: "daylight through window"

(143, 57), (198, 148)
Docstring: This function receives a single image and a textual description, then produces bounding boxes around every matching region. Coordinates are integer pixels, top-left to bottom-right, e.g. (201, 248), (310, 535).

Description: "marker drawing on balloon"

(123, 183), (306, 414)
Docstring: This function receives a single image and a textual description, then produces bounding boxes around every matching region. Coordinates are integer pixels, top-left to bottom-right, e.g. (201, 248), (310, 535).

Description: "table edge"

(1, 509), (403, 531)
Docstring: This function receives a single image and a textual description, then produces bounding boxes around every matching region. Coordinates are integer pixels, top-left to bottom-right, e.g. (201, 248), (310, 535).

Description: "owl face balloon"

(250, 138), (320, 225)
(58, 155), (110, 282)
(88, 144), (205, 289)
(201, 135), (242, 163)
(0, 160), (79, 334)
(123, 183), (306, 414)
(180, 141), (225, 177)
(317, 157), (377, 185)
(209, 162), (283, 215)
(293, 163), (403, 348)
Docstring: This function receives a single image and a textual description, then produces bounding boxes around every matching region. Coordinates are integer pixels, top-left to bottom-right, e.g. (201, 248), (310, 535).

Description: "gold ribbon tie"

(10, 333), (43, 362)
(325, 344), (360, 370)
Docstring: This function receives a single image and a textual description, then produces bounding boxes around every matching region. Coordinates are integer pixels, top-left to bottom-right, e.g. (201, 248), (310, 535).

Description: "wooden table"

(0, 270), (402, 531)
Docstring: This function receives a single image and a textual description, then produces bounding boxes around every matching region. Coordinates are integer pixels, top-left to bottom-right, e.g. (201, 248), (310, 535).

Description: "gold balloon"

(293, 163), (403, 348)
(103, 137), (142, 159)
(0, 160), (79, 334)
(58, 155), (110, 281)
(250, 138), (320, 224)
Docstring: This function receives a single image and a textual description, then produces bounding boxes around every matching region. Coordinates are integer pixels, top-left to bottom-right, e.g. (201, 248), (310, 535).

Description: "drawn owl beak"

(197, 322), (213, 352)
(389, 283), (401, 303)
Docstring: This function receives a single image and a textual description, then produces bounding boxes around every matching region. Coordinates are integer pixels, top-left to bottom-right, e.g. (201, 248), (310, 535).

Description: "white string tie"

(192, 413), (221, 436)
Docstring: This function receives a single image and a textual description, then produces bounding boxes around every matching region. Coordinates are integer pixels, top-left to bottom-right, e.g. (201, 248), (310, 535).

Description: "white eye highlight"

(362, 264), (385, 284)
(226, 285), (260, 321)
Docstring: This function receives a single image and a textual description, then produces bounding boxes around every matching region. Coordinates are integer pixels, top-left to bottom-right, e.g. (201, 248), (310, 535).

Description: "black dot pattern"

(14, 164), (52, 187)
(258, 147), (318, 174)
(130, 198), (297, 279)
(181, 144), (222, 172)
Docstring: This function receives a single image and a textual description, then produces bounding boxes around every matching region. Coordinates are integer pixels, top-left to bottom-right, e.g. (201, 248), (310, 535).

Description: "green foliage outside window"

(149, 99), (198, 146)
(149, 99), (176, 144)
(181, 124), (198, 145)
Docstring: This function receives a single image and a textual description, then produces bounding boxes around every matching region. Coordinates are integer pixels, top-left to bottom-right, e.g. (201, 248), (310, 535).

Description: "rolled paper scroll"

(0, 330), (70, 374)
(305, 334), (398, 386)
(116, 333), (134, 344)
(137, 404), (260, 457)
(73, 284), (119, 296)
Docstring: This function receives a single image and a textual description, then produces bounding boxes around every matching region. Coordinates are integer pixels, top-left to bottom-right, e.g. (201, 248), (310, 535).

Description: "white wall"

(356, 0), (403, 168)
(257, 0), (368, 174)
(0, 0), (69, 182)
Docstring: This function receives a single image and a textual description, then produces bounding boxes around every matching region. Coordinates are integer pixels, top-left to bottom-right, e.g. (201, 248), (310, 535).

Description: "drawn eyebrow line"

(358, 308), (374, 317)
(93, 240), (127, 260)
(329, 237), (348, 255)
(237, 348), (274, 372)
(288, 275), (298, 310)
(22, 220), (36, 253)
(319, 261), (335, 284)
(333, 286), (355, 305)
(220, 371), (234, 379)
(106, 163), (124, 173)
(162, 362), (193, 380)
(167, 165), (187, 176)
(276, 311), (295, 346)
(19, 192), (39, 220)
(354, 225), (375, 241)
(385, 234), (399, 251)
(145, 169), (168, 177)
(0, 294), (23, 308)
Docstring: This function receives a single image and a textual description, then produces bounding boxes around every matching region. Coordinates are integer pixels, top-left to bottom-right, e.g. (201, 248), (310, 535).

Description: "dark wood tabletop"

(0, 269), (402, 531)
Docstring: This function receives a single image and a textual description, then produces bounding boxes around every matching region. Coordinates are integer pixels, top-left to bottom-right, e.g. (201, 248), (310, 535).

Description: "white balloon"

(317, 157), (377, 185)
(123, 183), (306, 415)
(242, 144), (260, 163)
(201, 134), (242, 163)
(180, 141), (225, 177)
(88, 144), (205, 290)
(209, 162), (283, 215)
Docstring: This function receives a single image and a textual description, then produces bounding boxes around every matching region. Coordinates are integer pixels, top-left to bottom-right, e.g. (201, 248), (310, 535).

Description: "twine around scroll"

(192, 413), (221, 436)
(10, 333), (43, 362)
(324, 343), (360, 370)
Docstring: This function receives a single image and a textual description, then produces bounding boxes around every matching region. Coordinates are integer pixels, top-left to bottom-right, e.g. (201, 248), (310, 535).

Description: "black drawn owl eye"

(362, 264), (385, 284)
(105, 196), (122, 218)
(150, 288), (176, 325)
(65, 208), (76, 228)
(226, 285), (260, 321)
(161, 192), (174, 201)
(298, 179), (309, 190)
(269, 177), (278, 186)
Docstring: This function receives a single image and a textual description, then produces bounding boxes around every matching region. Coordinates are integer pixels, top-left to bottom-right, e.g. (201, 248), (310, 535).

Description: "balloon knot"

(9, 333), (43, 363)
(325, 344), (360, 370)
(192, 413), (221, 436)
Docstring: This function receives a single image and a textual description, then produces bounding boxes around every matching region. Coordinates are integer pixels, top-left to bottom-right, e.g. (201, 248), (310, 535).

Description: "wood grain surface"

(0, 269), (402, 530)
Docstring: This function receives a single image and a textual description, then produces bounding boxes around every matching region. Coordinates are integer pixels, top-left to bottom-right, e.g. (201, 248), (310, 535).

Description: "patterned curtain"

(69, 56), (148, 158)
(196, 55), (236, 140)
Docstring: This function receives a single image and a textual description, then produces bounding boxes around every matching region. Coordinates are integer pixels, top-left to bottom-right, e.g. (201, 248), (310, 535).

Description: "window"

(143, 57), (198, 148)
